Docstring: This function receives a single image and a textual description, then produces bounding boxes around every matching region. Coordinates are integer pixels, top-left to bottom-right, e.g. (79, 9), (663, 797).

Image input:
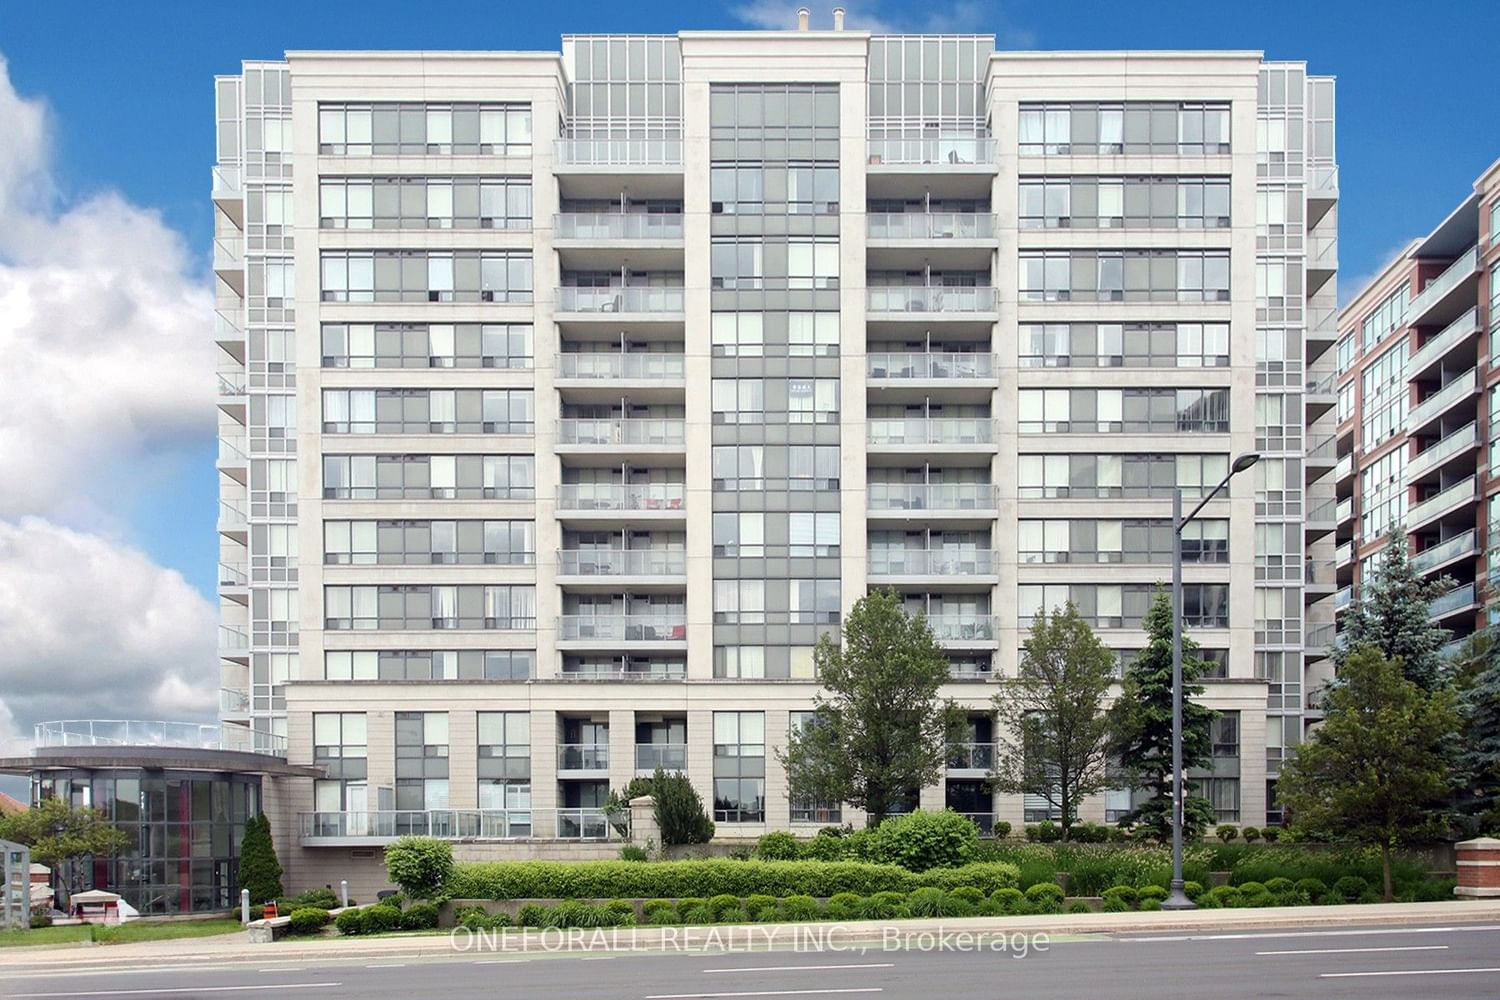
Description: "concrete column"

(608, 709), (636, 790)
(629, 795), (661, 849)
(1456, 837), (1500, 897)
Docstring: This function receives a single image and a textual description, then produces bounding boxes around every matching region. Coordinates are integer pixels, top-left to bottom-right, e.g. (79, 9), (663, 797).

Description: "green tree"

(0, 797), (129, 869)
(237, 814), (284, 904)
(779, 589), (966, 827)
(1455, 629), (1500, 830)
(991, 602), (1117, 840)
(1276, 645), (1459, 900)
(651, 768), (715, 845)
(1107, 588), (1217, 841)
(385, 836), (454, 898)
(1336, 525), (1453, 691)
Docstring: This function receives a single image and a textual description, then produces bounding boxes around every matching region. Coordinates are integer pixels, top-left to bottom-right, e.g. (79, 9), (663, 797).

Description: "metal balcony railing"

(557, 353), (685, 380)
(33, 720), (284, 756)
(557, 483), (685, 512)
(557, 744), (610, 770)
(1305, 498), (1335, 523)
(1412, 528), (1478, 575)
(561, 662), (686, 681)
(867, 212), (996, 240)
(219, 688), (249, 715)
(867, 137), (995, 166)
(1409, 369), (1479, 430)
(635, 744), (687, 771)
(558, 549), (686, 577)
(556, 286), (685, 314)
(868, 550), (996, 575)
(867, 286), (997, 313)
(1405, 245), (1479, 324)
(557, 615), (686, 642)
(868, 418), (994, 446)
(868, 483), (997, 511)
(1406, 422), (1478, 483)
(556, 212), (684, 240)
(1335, 498), (1353, 524)
(947, 743), (997, 770)
(213, 236), (243, 270)
(554, 138), (683, 166)
(868, 352), (995, 379)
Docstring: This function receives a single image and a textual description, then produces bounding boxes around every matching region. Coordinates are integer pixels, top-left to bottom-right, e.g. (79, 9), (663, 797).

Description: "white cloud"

(0, 54), (215, 522)
(1338, 239), (1416, 309)
(0, 518), (218, 727)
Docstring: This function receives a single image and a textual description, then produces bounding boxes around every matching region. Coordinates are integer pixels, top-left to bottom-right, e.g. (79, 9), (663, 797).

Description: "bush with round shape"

(755, 831), (801, 861)
(1024, 882), (1065, 912)
(361, 904), (404, 933)
(1035, 820), (1061, 844)
(988, 887), (1025, 913)
(745, 894), (777, 915)
(456, 906), (495, 931)
(606, 899), (636, 924)
(1260, 827), (1280, 843)
(1107, 826), (1131, 844)
(1333, 876), (1368, 902)
(1182, 881), (1205, 902)
(1023, 825), (1040, 843)
(1072, 822), (1109, 844)
(1068, 900), (1092, 914)
(974, 897), (1004, 916)
(516, 903), (549, 927)
(857, 891), (908, 920)
(619, 845), (650, 863)
(1101, 896), (1130, 913)
(642, 899), (677, 925)
(1138, 898), (1162, 911)
(991, 821), (1012, 841)
(872, 809), (979, 872)
(948, 886), (985, 904)
(707, 893), (742, 918)
(1137, 885), (1168, 903)
(1101, 885), (1138, 908)
(288, 907), (331, 936)
(288, 887), (340, 910)
(1215, 825), (1239, 844)
(825, 892), (863, 920)
(1293, 877), (1328, 902)
(1263, 877), (1295, 895)
(385, 837), (454, 900)
(1206, 885), (1241, 908)
(1240, 826), (1261, 844)
(1236, 880), (1268, 896)
(680, 903), (714, 925)
(400, 903), (440, 931)
(778, 895), (819, 921)
(334, 909), (365, 936)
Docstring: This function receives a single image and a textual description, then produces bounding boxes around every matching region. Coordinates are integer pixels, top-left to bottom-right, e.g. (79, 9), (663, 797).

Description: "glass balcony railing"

(215, 309), (245, 343)
(1306, 622), (1336, 649)
(1306, 559), (1336, 587)
(556, 418), (685, 446)
(556, 212), (684, 241)
(218, 561), (248, 587)
(1308, 164), (1339, 198)
(211, 164), (242, 201)
(557, 615), (686, 642)
(1408, 475), (1476, 528)
(1335, 498), (1353, 524)
(558, 549), (686, 577)
(217, 370), (247, 396)
(867, 137), (995, 166)
(1407, 422), (1478, 482)
(635, 744), (687, 772)
(561, 662), (686, 681)
(555, 138), (683, 167)
(1406, 307), (1479, 380)
(219, 687), (249, 715)
(1411, 528), (1478, 575)
(218, 501), (248, 528)
(213, 236), (243, 270)
(1430, 582), (1478, 619)
(1333, 586), (1353, 611)
(1335, 541), (1353, 566)
(557, 483), (686, 512)
(556, 286), (685, 314)
(34, 720), (283, 756)
(1405, 245), (1479, 324)
(1335, 453), (1353, 482)
(218, 438), (248, 465)
(1305, 436), (1336, 462)
(868, 418), (994, 446)
(923, 615), (997, 642)
(558, 744), (610, 771)
(1307, 233), (1338, 270)
(867, 286), (997, 313)
(1305, 499), (1335, 525)
(868, 352), (995, 379)
(1408, 368), (1478, 430)
(947, 743), (997, 770)
(219, 626), (249, 651)
(868, 483), (997, 511)
(867, 212), (996, 240)
(557, 353), (685, 380)
(297, 809), (620, 842)
(868, 550), (996, 575)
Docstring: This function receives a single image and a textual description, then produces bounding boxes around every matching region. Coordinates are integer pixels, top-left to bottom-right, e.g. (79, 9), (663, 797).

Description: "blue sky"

(1, 0), (1497, 603)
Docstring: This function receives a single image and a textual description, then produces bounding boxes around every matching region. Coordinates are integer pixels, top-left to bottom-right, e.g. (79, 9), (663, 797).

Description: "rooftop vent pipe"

(797, 7), (810, 30)
(833, 7), (845, 30)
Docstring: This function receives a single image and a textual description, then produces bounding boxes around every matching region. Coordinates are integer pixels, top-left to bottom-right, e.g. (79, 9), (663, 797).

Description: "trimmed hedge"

(288, 907), (331, 935)
(446, 858), (1019, 901)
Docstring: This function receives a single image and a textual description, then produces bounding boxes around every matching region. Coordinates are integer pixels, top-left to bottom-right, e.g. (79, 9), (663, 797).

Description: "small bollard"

(340, 880), (349, 908)
(240, 888), (250, 925)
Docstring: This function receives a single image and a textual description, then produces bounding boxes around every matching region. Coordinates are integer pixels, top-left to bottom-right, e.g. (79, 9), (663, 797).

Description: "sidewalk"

(5, 900), (1498, 969)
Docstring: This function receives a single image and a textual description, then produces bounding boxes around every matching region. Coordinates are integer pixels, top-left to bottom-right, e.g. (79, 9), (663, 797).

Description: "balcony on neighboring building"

(214, 307), (246, 361)
(297, 808), (623, 846)
(635, 743), (687, 774)
(1333, 585), (1353, 614)
(1305, 560), (1337, 602)
(218, 501), (248, 542)
(557, 547), (687, 583)
(1408, 475), (1477, 531)
(1304, 435), (1337, 483)
(556, 351), (686, 385)
(556, 614), (687, 647)
(557, 743), (610, 777)
(866, 136), (996, 197)
(1406, 307), (1481, 382)
(217, 436), (249, 484)
(1411, 528), (1479, 577)
(1305, 621), (1336, 660)
(1334, 540), (1354, 568)
(1405, 245), (1480, 328)
(1429, 582), (1480, 623)
(1406, 421), (1480, 485)
(1408, 368), (1479, 435)
(923, 614), (998, 646)
(31, 719), (284, 757)
(211, 164), (243, 222)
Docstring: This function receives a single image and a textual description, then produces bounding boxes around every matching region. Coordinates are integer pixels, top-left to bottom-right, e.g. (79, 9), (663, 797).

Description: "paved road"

(4, 921), (1500, 998)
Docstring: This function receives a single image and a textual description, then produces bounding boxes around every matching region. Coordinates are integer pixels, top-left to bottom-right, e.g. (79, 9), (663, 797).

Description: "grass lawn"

(0, 919), (244, 948)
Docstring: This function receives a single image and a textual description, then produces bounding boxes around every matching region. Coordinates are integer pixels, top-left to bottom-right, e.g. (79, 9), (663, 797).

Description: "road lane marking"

(9, 984), (343, 998)
(1257, 945), (1448, 956)
(646, 991), (882, 999)
(1321, 967), (1500, 979)
(475, 959), (527, 964)
(704, 964), (896, 974)
(364, 963), (406, 968)
(1119, 924), (1500, 943)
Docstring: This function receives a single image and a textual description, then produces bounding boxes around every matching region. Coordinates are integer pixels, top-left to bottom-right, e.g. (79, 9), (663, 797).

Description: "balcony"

(1305, 622), (1336, 659)
(557, 615), (687, 645)
(867, 352), (996, 382)
(554, 138), (683, 168)
(218, 560), (248, 596)
(217, 437), (248, 484)
(555, 286), (685, 323)
(1306, 295), (1338, 358)
(923, 615), (997, 644)
(867, 212), (996, 268)
(868, 483), (997, 516)
(556, 418), (685, 450)
(1308, 164), (1339, 212)
(1406, 307), (1481, 382)
(635, 744), (687, 774)
(1408, 368), (1479, 434)
(1405, 245), (1480, 328)
(556, 352), (685, 384)
(1335, 540), (1353, 567)
(868, 418), (994, 448)
(1408, 475), (1477, 531)
(556, 212), (684, 242)
(1305, 560), (1337, 600)
(212, 236), (244, 294)
(867, 136), (995, 172)
(1304, 498), (1335, 540)
(1406, 422), (1479, 484)
(1411, 528), (1478, 576)
(560, 662), (686, 682)
(33, 720), (284, 757)
(219, 687), (249, 717)
(1306, 232), (1338, 289)
(1305, 436), (1336, 483)
(297, 808), (622, 846)
(556, 483), (686, 516)
(1304, 369), (1336, 421)
(558, 743), (610, 775)
(214, 308), (245, 361)
(557, 548), (686, 579)
(1336, 497), (1354, 525)
(1333, 586), (1353, 613)
(218, 501), (248, 541)
(868, 549), (997, 578)
(947, 742), (996, 773)
(867, 286), (997, 317)
(1430, 582), (1480, 622)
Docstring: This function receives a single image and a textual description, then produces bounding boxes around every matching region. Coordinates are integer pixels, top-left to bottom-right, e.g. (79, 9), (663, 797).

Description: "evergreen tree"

(237, 814), (284, 904)
(1277, 645), (1459, 900)
(1337, 525), (1453, 691)
(780, 589), (966, 827)
(1455, 630), (1500, 830)
(1107, 588), (1217, 841)
(991, 602), (1117, 840)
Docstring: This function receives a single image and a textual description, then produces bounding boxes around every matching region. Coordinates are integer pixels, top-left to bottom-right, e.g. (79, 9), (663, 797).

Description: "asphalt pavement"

(3, 920), (1500, 999)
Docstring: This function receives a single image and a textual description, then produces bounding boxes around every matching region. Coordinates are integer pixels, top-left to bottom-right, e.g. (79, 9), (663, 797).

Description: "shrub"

(651, 769), (715, 846)
(857, 891), (908, 919)
(642, 899), (676, 919)
(619, 845), (650, 863)
(238, 814), (284, 905)
(755, 831), (802, 861)
(1137, 885), (1168, 903)
(1260, 827), (1280, 843)
(989, 887), (1025, 912)
(904, 887), (952, 918)
(361, 904), (404, 933)
(645, 905), (679, 926)
(718, 907), (749, 923)
(400, 903), (440, 931)
(745, 894), (777, 914)
(287, 907), (331, 935)
(1206, 885), (1241, 908)
(1238, 880), (1267, 897)
(913, 862), (1020, 894)
(1107, 826), (1131, 844)
(680, 903), (714, 925)
(516, 903), (549, 927)
(992, 821), (1013, 841)
(1333, 876), (1368, 901)
(1101, 885), (1138, 908)
(872, 809), (979, 872)
(385, 838), (454, 900)
(334, 909), (365, 936)
(1264, 877), (1295, 895)
(707, 893), (742, 918)
(1240, 826), (1261, 844)
(1023, 825), (1040, 843)
(29, 909), (52, 928)
(1294, 877), (1328, 901)
(1215, 825), (1239, 844)
(1068, 900), (1092, 914)
(1035, 820), (1061, 844)
(1139, 898), (1162, 911)
(1101, 896), (1130, 913)
(1183, 881), (1205, 901)
(1072, 822), (1109, 844)
(456, 906), (507, 931)
(948, 886), (985, 904)
(779, 895), (819, 921)
(606, 899), (637, 924)
(287, 887), (340, 910)
(1024, 882), (1065, 912)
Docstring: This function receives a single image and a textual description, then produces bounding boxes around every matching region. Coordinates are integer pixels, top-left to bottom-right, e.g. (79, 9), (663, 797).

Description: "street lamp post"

(1162, 451), (1259, 911)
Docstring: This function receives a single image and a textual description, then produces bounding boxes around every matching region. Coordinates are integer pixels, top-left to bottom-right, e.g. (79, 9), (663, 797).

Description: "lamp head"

(1231, 452), (1261, 474)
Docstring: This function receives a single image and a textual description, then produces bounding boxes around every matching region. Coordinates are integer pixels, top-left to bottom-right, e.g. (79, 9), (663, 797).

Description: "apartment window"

(477, 712), (531, 782)
(787, 313), (839, 356)
(713, 512), (765, 556)
(1017, 388), (1229, 433)
(396, 712), (449, 824)
(1335, 334), (1355, 375)
(709, 164), (839, 215)
(322, 454), (535, 500)
(788, 446), (841, 489)
(711, 313), (764, 356)
(1361, 342), (1408, 446)
(1360, 448), (1406, 542)
(714, 646), (766, 679)
(319, 177), (531, 230)
(788, 711), (841, 823)
(318, 102), (532, 155)
(787, 379), (839, 423)
(1018, 583), (1229, 629)
(324, 649), (533, 681)
(1019, 176), (1229, 229)
(1018, 101), (1229, 156)
(714, 580), (766, 624)
(324, 584), (535, 630)
(321, 388), (534, 434)
(321, 323), (532, 369)
(323, 520), (535, 566)
(1018, 518), (1227, 564)
(1019, 251), (1230, 303)
(1198, 777), (1240, 823)
(713, 712), (766, 823)
(712, 378), (766, 423)
(319, 251), (533, 304)
(1360, 283), (1409, 351)
(788, 512), (840, 556)
(790, 579), (841, 624)
(711, 445), (764, 490)
(312, 713), (367, 779)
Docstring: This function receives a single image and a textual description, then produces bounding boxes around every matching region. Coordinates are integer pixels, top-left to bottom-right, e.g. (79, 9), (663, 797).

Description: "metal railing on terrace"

(867, 212), (995, 240)
(1408, 369), (1478, 430)
(556, 353), (685, 380)
(556, 286), (685, 314)
(1430, 582), (1478, 619)
(923, 615), (997, 642)
(1408, 475), (1477, 528)
(33, 720), (285, 756)
(556, 483), (685, 512)
(554, 138), (683, 167)
(298, 808), (622, 842)
(867, 352), (995, 379)
(555, 212), (684, 241)
(867, 286), (997, 313)
(867, 137), (995, 166)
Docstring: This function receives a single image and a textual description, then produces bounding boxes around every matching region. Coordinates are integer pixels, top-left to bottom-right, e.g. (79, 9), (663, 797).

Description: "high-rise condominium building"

(210, 22), (1338, 887)
(1330, 160), (1500, 664)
